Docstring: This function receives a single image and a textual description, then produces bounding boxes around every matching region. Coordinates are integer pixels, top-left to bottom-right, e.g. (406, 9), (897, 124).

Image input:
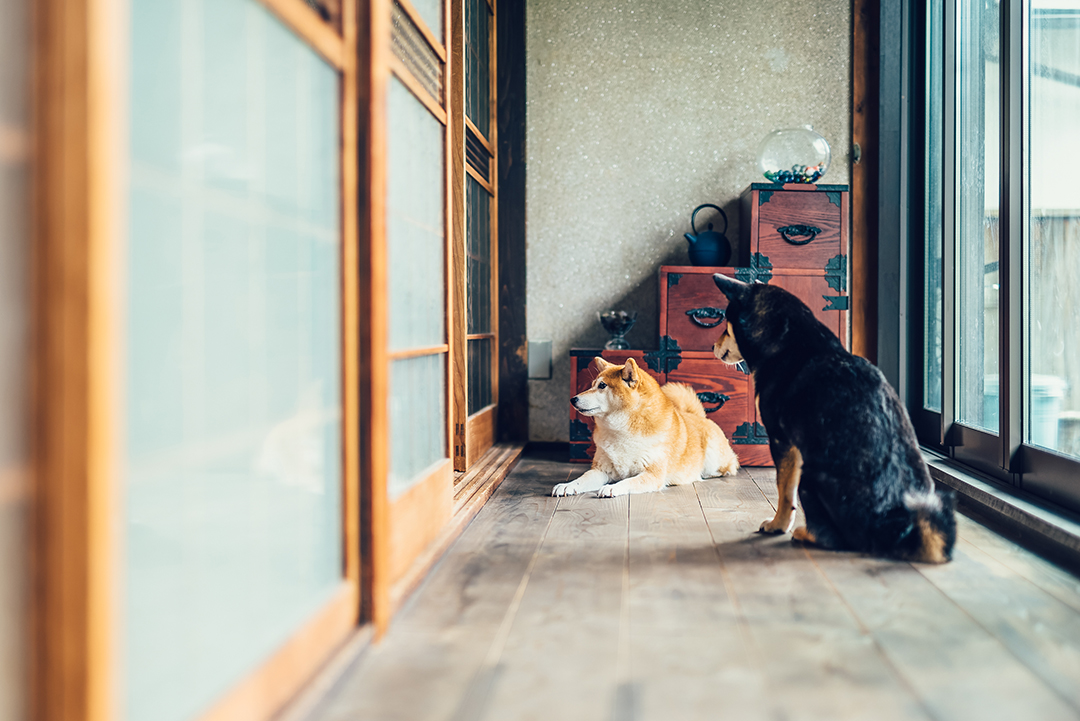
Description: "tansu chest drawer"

(739, 183), (849, 270)
(660, 266), (737, 352)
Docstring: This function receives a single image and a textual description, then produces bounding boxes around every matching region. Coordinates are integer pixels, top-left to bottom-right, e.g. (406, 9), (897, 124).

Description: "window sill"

(924, 449), (1080, 573)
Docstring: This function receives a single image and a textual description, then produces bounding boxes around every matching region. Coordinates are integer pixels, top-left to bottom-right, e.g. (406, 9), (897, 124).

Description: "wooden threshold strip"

(389, 442), (525, 613)
(390, 56), (447, 125)
(255, 0), (346, 70)
(395, 0), (447, 62)
(453, 441), (521, 511)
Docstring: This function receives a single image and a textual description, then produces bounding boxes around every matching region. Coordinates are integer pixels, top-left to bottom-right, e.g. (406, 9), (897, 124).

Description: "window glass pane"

(925, 0), (945, 412)
(126, 3), (343, 720)
(406, 0), (443, 44)
(0, 0), (30, 716)
(1026, 0), (1080, 455)
(466, 175), (492, 336)
(388, 77), (446, 352)
(389, 354), (447, 498)
(387, 77), (448, 493)
(956, 0), (1000, 432)
(468, 339), (493, 415)
(465, 0), (491, 136)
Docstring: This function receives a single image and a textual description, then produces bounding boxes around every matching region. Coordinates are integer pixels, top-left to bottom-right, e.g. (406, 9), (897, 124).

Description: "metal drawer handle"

(778, 224), (822, 245)
(697, 392), (730, 413)
(685, 306), (725, 328)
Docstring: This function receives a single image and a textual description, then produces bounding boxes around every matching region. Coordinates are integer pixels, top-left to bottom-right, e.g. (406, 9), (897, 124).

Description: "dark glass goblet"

(598, 311), (637, 350)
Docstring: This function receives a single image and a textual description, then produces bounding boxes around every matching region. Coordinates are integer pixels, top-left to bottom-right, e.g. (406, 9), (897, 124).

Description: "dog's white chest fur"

(592, 418), (662, 479)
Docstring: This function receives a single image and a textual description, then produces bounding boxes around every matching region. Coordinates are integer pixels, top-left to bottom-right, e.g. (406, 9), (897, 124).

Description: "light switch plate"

(528, 339), (552, 379)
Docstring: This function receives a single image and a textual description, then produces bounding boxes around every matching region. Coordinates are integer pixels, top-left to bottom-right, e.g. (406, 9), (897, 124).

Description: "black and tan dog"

(712, 274), (955, 563)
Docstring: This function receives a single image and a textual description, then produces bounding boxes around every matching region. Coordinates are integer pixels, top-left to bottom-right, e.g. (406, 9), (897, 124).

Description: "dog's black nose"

(570, 396), (580, 408)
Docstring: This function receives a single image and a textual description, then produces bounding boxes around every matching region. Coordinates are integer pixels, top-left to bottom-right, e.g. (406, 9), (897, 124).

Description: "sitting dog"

(712, 274), (955, 563)
(552, 357), (739, 497)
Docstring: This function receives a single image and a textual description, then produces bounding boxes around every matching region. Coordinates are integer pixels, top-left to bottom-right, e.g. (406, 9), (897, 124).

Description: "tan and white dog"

(552, 357), (739, 497)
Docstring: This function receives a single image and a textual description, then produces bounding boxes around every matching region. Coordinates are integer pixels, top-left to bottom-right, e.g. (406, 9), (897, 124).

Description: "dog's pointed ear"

(713, 273), (750, 301)
(593, 356), (613, 372)
(621, 357), (639, 387)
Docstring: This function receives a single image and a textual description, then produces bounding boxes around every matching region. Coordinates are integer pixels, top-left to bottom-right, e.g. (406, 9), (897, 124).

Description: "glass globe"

(757, 126), (831, 184)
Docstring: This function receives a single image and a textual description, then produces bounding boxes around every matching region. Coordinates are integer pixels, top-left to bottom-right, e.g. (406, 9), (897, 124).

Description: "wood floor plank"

(626, 484), (770, 720)
(956, 514), (1080, 615)
(809, 550), (1078, 720)
(697, 470), (931, 721)
(746, 462), (1079, 718)
(308, 453), (1080, 721)
(317, 627), (498, 721)
(393, 460), (564, 631)
(477, 492), (629, 721)
(916, 537), (1080, 715)
(318, 460), (565, 721)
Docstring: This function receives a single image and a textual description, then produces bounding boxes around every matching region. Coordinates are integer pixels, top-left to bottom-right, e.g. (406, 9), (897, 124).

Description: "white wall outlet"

(527, 339), (552, 380)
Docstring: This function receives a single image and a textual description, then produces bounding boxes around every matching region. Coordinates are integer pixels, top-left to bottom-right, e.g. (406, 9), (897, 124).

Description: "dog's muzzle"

(571, 395), (597, 415)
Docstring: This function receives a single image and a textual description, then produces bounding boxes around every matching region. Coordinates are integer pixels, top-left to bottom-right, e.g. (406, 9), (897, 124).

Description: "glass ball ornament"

(757, 125), (831, 184)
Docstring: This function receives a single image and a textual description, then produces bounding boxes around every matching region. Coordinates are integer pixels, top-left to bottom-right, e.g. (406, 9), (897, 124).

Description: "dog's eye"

(598, 382), (607, 389)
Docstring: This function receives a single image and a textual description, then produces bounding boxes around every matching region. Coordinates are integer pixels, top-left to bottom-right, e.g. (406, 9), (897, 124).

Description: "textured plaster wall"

(526, 0), (852, 441)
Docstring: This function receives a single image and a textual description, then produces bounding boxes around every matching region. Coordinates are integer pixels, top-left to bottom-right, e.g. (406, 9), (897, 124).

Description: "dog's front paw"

(552, 482), (581, 497)
(758, 517), (793, 534)
(596, 483), (625, 498)
(791, 526), (816, 544)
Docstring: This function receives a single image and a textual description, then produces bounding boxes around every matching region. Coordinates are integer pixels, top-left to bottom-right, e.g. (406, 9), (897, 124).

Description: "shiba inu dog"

(552, 357), (739, 497)
(711, 274), (956, 563)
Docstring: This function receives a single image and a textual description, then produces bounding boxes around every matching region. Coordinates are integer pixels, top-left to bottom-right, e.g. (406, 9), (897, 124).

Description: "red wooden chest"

(568, 183), (849, 468)
(739, 183), (849, 273)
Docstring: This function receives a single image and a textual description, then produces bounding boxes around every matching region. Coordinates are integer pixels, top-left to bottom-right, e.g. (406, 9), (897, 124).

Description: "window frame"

(905, 0), (1080, 515)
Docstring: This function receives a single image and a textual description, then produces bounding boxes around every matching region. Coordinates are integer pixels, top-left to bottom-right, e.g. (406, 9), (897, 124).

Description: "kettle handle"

(691, 204), (728, 236)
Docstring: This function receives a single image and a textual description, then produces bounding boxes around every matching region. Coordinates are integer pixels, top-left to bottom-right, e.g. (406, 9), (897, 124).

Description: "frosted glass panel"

(405, 0), (443, 42)
(126, 2), (342, 721)
(389, 354), (447, 498)
(387, 76), (447, 495)
(388, 77), (445, 351)
(0, 0), (30, 716)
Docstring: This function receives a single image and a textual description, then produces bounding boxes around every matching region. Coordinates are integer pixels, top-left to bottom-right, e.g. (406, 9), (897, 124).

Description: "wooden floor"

(311, 449), (1080, 721)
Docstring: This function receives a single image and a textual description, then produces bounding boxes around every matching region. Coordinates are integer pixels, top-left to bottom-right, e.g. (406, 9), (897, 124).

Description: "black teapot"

(683, 203), (732, 267)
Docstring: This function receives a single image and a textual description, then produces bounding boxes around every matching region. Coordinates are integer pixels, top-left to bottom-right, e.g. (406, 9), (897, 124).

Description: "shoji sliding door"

(455, 0), (498, 469)
(122, 1), (359, 719)
(361, 0), (453, 621)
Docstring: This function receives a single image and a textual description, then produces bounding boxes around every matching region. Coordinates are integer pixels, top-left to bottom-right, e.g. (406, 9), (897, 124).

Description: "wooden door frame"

(495, 0), (528, 443)
(453, 0), (499, 472)
(852, 0), (880, 365)
(359, 0), (456, 635)
(31, 1), (363, 720)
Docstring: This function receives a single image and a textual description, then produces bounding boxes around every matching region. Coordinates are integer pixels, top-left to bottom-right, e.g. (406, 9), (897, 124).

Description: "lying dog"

(712, 274), (955, 563)
(552, 357), (739, 497)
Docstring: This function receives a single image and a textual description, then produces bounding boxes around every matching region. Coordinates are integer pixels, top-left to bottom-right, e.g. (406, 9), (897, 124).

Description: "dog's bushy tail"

(661, 383), (707, 417)
(903, 484), (957, 563)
